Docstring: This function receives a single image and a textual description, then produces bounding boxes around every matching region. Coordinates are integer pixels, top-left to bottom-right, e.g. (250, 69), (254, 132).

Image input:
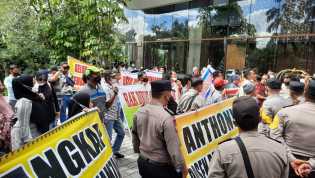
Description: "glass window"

(144, 14), (157, 41)
(123, 9), (145, 42)
(172, 9), (189, 39)
(123, 0), (315, 75)
(198, 1), (249, 38)
(200, 40), (225, 69)
(155, 13), (173, 39)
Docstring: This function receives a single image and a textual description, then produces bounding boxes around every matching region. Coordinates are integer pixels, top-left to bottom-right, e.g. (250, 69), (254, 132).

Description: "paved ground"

(115, 131), (141, 178)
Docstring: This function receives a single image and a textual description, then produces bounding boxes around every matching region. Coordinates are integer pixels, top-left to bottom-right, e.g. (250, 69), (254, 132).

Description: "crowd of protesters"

(1, 62), (315, 178)
(0, 63), (127, 158)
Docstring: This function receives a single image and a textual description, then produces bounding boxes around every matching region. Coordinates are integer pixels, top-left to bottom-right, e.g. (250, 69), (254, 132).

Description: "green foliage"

(0, 0), (127, 75)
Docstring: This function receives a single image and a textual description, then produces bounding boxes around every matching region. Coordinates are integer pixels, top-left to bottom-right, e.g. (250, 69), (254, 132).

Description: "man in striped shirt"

(177, 77), (206, 113)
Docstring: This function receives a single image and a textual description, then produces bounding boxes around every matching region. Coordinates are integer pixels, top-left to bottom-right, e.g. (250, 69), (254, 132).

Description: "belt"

(139, 155), (171, 167)
(293, 154), (312, 161)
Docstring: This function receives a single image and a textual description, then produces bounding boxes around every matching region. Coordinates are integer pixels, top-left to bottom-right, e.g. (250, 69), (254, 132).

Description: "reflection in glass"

(122, 0), (315, 74)
(198, 1), (256, 37)
(265, 0), (312, 34)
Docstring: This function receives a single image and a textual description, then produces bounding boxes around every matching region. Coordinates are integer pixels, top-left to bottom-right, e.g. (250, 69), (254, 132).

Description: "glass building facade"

(120, 0), (315, 74)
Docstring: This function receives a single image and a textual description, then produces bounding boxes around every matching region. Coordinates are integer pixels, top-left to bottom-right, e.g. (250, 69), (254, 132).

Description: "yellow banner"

(67, 56), (93, 88)
(175, 98), (238, 178)
(0, 109), (121, 178)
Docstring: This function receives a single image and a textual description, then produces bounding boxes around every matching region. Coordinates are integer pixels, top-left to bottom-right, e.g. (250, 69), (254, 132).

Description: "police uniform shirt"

(132, 100), (184, 170)
(270, 102), (315, 163)
(208, 131), (289, 178)
(259, 94), (292, 136)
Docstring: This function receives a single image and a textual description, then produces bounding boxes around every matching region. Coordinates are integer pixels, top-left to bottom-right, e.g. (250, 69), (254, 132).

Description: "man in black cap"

(288, 81), (305, 105)
(208, 96), (289, 178)
(177, 77), (206, 113)
(259, 78), (292, 136)
(132, 80), (185, 178)
(270, 79), (315, 178)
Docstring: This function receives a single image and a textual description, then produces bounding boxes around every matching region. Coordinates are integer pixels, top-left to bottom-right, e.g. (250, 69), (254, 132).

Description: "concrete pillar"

(136, 35), (144, 68)
(187, 26), (202, 73)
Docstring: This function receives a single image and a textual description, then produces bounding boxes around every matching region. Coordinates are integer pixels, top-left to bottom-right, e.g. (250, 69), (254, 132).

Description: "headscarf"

(68, 92), (90, 118)
(12, 75), (41, 101)
(12, 75), (50, 133)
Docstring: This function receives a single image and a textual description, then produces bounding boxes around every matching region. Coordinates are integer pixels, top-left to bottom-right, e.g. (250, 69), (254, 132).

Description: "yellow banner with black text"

(0, 109), (121, 178)
(175, 98), (238, 178)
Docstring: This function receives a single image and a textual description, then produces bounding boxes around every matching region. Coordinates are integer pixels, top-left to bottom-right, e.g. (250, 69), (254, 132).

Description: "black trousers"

(289, 166), (315, 178)
(137, 157), (181, 178)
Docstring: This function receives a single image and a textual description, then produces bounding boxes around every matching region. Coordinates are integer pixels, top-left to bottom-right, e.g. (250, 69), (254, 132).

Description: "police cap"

(289, 81), (304, 93)
(232, 96), (260, 130)
(267, 78), (281, 90)
(151, 80), (172, 93)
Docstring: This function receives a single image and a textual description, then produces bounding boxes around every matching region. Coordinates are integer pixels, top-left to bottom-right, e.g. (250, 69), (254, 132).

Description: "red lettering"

(74, 64), (87, 74)
(123, 93), (132, 107)
(73, 76), (84, 86)
(136, 91), (145, 105)
(130, 92), (139, 106)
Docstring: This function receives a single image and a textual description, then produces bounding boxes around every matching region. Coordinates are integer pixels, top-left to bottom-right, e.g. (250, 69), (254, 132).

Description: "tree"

(0, 0), (50, 75)
(0, 0), (127, 73)
(31, 0), (127, 65)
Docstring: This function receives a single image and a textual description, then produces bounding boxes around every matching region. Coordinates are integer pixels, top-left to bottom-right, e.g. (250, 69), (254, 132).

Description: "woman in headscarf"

(0, 81), (14, 154)
(11, 75), (51, 150)
(33, 70), (59, 129)
(68, 92), (91, 118)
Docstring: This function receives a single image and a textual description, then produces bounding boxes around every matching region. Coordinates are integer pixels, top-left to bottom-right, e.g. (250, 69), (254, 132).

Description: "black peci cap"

(289, 81), (304, 93)
(151, 80), (172, 93)
(232, 96), (260, 130)
(191, 77), (203, 87)
(267, 78), (282, 90)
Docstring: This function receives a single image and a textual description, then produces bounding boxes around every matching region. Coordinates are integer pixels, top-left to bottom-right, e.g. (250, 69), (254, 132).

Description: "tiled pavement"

(115, 131), (141, 178)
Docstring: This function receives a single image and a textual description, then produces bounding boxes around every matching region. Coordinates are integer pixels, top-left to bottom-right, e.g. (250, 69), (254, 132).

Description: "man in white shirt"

(4, 64), (20, 109)
(101, 71), (125, 159)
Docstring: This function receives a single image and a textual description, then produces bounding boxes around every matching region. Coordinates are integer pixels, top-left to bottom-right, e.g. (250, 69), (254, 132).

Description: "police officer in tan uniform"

(208, 96), (289, 178)
(132, 80), (185, 178)
(270, 79), (315, 178)
(288, 80), (305, 105)
(259, 78), (292, 136)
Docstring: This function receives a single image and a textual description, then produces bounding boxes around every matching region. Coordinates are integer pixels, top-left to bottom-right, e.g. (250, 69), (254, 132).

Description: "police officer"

(208, 96), (289, 178)
(288, 81), (305, 105)
(270, 79), (315, 178)
(259, 78), (292, 136)
(132, 80), (185, 178)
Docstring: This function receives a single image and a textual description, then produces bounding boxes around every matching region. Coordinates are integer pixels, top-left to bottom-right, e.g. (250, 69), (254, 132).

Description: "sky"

(118, 0), (281, 46)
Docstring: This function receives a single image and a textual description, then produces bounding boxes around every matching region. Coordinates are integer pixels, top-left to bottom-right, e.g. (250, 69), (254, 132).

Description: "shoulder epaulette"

(219, 138), (232, 145)
(283, 104), (294, 109)
(266, 136), (282, 144)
